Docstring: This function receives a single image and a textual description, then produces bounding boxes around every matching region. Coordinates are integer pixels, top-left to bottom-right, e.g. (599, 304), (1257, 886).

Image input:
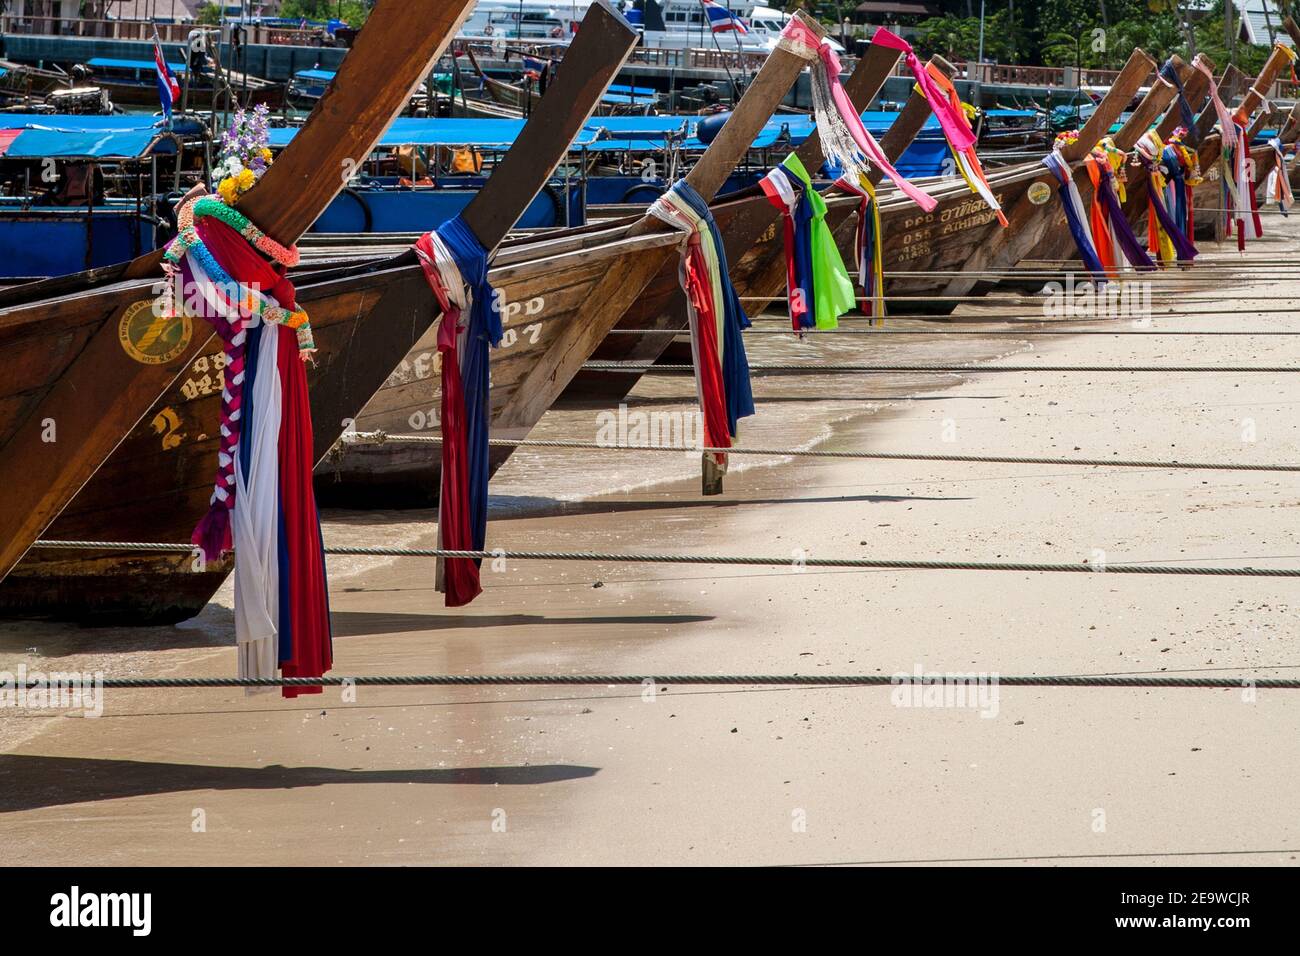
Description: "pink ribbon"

(870, 28), (976, 152)
(781, 18), (936, 212)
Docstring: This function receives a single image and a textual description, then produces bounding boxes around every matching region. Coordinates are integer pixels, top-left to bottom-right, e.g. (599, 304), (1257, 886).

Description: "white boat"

(457, 1), (842, 53)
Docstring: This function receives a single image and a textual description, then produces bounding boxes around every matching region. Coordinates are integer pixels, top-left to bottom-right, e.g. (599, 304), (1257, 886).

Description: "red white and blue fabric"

(1040, 150), (1106, 280)
(649, 180), (754, 471)
(522, 56), (546, 80)
(759, 165), (816, 331)
(154, 35), (181, 120)
(179, 212), (331, 698)
(702, 0), (748, 34)
(413, 215), (502, 608)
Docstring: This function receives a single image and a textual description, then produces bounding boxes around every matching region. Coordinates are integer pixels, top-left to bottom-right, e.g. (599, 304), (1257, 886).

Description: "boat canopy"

(87, 56), (189, 75)
(293, 69), (337, 82)
(265, 112), (941, 154)
(0, 115), (193, 159)
(268, 116), (607, 149)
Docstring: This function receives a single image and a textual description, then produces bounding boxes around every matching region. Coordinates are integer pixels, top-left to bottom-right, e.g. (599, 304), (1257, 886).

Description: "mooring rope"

(339, 433), (1300, 473)
(584, 361), (1299, 374)
(607, 327), (1300, 336)
(741, 293), (1300, 303)
(27, 541), (1300, 577)
(19, 674), (1296, 690)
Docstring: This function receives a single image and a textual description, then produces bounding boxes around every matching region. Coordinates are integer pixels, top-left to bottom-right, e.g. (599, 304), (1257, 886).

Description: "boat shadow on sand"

(0, 755), (600, 813)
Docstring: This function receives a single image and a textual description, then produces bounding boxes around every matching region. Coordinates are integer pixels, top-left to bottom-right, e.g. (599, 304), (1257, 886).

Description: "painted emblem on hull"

(118, 299), (191, 365)
(1027, 181), (1052, 206)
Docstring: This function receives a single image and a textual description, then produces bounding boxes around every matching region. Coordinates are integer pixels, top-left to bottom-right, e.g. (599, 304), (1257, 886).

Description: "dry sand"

(3, 219), (1299, 866)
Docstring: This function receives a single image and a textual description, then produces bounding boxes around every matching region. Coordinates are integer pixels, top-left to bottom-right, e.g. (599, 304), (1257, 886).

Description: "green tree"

(195, 2), (222, 26)
(279, 0), (371, 26)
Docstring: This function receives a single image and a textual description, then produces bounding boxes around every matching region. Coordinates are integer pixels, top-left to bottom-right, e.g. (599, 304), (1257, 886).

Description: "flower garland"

(215, 104), (274, 206)
(155, 109), (331, 698)
(162, 195), (313, 351)
(1053, 130), (1079, 151)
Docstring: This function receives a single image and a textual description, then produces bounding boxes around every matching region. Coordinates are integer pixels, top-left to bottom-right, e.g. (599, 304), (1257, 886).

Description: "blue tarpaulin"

(268, 116), (606, 149)
(0, 115), (186, 158)
(293, 68), (336, 82)
(607, 83), (657, 97)
(265, 111), (945, 161)
(88, 57), (189, 74)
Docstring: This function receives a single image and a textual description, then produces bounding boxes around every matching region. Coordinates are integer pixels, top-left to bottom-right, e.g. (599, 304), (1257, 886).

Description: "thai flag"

(153, 36), (181, 120)
(522, 56), (546, 80)
(702, 0), (748, 34)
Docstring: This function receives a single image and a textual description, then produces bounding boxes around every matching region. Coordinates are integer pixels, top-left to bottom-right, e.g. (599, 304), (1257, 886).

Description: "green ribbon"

(782, 152), (855, 329)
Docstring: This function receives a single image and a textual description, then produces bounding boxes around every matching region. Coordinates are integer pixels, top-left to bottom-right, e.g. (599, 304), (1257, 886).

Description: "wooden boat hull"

(0, 8), (816, 622)
(561, 168), (1033, 405)
(97, 77), (285, 110)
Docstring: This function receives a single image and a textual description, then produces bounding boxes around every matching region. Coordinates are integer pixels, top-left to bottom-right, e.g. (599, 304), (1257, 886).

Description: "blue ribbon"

(769, 166), (817, 331)
(1041, 153), (1106, 280)
(1160, 59), (1199, 146)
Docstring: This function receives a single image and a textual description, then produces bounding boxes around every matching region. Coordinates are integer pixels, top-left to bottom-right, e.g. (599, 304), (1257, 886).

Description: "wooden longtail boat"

(84, 58), (285, 111)
(0, 4), (675, 623)
(1041, 43), (1292, 263)
(320, 20), (910, 498)
(1024, 54), (1214, 268)
(0, 0), (484, 596)
(460, 45), (656, 117)
(563, 45), (1158, 410)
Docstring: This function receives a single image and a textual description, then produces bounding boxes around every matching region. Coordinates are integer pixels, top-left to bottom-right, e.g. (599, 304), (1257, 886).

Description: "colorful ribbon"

(871, 27), (1007, 226)
(162, 194), (331, 698)
(649, 180), (754, 471)
(836, 172), (885, 319)
(1134, 129), (1199, 266)
(1263, 136), (1293, 214)
(1084, 141), (1155, 275)
(413, 215), (502, 608)
(778, 18), (936, 213)
(1041, 150), (1105, 280)
(760, 152), (855, 333)
(1159, 59), (1199, 147)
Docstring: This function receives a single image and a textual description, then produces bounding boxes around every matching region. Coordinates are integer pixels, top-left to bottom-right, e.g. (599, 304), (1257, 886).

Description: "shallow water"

(484, 308), (1037, 515)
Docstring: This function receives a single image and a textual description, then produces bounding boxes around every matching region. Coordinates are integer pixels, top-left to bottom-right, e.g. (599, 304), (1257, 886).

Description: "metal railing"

(0, 15), (323, 48)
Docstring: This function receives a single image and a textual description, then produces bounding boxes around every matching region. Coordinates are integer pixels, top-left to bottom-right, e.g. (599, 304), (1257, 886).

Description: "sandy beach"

(3, 219), (1299, 866)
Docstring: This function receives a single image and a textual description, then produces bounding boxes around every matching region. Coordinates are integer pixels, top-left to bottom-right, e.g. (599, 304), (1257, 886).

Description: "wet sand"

(3, 220), (1299, 866)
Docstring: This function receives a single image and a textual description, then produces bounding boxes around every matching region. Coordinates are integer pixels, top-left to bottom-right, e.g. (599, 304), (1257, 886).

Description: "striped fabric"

(649, 180), (754, 471)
